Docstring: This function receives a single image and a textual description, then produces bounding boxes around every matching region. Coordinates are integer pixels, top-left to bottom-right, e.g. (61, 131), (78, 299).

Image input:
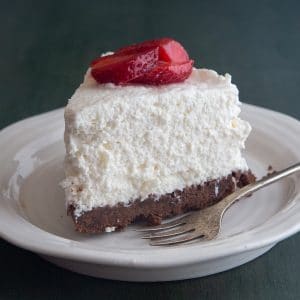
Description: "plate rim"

(0, 103), (300, 268)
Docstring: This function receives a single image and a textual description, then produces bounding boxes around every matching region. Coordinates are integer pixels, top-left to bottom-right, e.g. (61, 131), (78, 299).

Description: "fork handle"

(218, 162), (300, 212)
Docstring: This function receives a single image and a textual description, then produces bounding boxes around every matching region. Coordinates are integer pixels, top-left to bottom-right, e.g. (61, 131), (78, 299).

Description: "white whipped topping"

(62, 68), (251, 217)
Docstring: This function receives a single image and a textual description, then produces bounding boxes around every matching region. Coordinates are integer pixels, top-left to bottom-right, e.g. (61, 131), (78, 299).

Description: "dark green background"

(1, 0), (299, 299)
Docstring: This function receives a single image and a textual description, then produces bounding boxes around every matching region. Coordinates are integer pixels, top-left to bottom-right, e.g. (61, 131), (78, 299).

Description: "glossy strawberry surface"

(116, 38), (189, 64)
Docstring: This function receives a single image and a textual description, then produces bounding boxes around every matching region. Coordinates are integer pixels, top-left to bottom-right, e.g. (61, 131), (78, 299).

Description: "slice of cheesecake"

(62, 68), (255, 233)
(62, 39), (255, 233)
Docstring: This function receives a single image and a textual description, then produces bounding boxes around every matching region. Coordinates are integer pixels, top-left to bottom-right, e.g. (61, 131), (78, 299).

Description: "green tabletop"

(1, 0), (300, 299)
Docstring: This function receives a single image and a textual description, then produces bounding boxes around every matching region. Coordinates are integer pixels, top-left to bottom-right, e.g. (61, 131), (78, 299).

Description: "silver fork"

(137, 163), (300, 246)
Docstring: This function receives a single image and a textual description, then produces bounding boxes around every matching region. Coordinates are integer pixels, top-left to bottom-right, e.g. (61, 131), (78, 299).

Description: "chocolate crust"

(68, 170), (255, 233)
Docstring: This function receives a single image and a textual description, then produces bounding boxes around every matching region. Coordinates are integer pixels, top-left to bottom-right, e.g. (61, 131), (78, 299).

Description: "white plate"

(0, 104), (300, 282)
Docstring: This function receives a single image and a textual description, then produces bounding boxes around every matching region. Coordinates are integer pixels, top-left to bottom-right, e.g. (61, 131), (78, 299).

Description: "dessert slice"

(62, 38), (255, 233)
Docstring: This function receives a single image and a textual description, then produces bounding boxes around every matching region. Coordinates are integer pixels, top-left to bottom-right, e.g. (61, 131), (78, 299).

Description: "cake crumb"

(147, 214), (162, 225)
(105, 226), (116, 233)
(267, 165), (276, 175)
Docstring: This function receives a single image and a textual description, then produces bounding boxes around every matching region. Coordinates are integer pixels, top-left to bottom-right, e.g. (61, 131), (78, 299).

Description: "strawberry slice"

(116, 38), (189, 64)
(91, 49), (158, 84)
(131, 60), (194, 85)
(90, 38), (193, 85)
(90, 54), (114, 67)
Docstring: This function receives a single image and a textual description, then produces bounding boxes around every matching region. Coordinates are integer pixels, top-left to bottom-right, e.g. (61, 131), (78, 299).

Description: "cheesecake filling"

(62, 68), (251, 217)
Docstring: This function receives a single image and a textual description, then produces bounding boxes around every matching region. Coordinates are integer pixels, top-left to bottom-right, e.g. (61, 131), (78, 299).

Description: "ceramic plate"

(0, 104), (300, 282)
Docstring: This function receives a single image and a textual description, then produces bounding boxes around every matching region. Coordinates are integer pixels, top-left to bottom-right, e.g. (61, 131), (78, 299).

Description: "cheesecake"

(61, 38), (255, 233)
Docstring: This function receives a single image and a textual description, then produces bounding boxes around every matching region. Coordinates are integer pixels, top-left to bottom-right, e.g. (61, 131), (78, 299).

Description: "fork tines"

(136, 213), (204, 246)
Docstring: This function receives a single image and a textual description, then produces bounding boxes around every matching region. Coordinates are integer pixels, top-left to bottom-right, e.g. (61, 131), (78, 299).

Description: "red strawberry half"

(90, 38), (193, 85)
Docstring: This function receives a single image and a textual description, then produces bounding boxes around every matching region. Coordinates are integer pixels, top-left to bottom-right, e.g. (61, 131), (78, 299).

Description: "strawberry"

(115, 38), (189, 64)
(91, 49), (158, 84)
(90, 54), (113, 67)
(131, 60), (194, 85)
(90, 38), (193, 85)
